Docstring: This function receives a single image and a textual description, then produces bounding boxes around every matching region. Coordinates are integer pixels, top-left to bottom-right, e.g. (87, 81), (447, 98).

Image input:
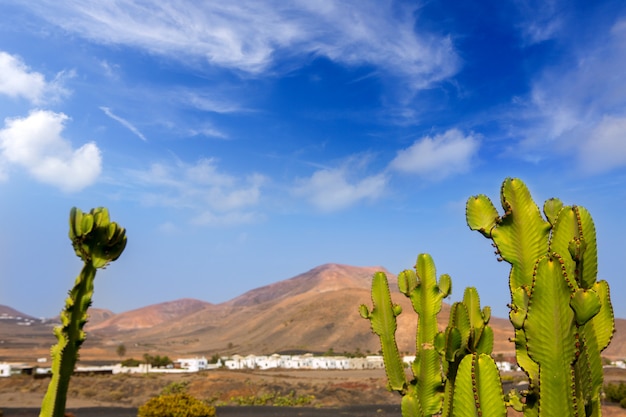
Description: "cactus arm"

(524, 255), (578, 417)
(548, 206), (596, 288)
(411, 349), (445, 416)
(491, 178), (552, 291)
(466, 194), (499, 238)
(574, 280), (615, 416)
(549, 203), (613, 416)
(585, 280), (615, 351)
(40, 208), (127, 417)
(410, 254), (450, 345)
(461, 288), (492, 353)
(359, 272), (406, 392)
(407, 254), (450, 416)
(543, 198), (563, 226)
(452, 353), (506, 417)
(440, 287), (499, 417)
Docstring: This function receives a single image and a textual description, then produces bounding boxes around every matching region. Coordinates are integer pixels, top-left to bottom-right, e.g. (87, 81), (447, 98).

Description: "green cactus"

(452, 352), (507, 417)
(39, 207), (127, 417)
(361, 254), (506, 417)
(466, 178), (615, 417)
(437, 287), (501, 417)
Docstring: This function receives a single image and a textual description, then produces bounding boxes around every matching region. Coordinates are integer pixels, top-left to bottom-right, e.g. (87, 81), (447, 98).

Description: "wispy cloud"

(18, 1), (459, 92)
(0, 51), (71, 104)
(99, 59), (120, 79)
(514, 0), (563, 44)
(130, 158), (266, 227)
(176, 90), (246, 114)
(100, 106), (147, 141)
(579, 116), (626, 174)
(0, 110), (102, 192)
(513, 16), (626, 173)
(389, 129), (480, 180)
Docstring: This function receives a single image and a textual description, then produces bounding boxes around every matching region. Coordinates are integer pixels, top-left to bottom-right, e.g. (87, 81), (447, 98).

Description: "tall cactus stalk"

(40, 207), (127, 417)
(466, 178), (615, 417)
(360, 254), (506, 417)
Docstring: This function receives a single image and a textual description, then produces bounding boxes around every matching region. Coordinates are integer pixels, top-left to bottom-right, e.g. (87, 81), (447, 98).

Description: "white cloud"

(579, 116), (626, 174)
(294, 164), (387, 212)
(514, 17), (626, 172)
(18, 1), (459, 91)
(0, 52), (46, 103)
(132, 158), (266, 226)
(389, 129), (480, 180)
(0, 110), (102, 192)
(100, 107), (147, 141)
(0, 51), (71, 104)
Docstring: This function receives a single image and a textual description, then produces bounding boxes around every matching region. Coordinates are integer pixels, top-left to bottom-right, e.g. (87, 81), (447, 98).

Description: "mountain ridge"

(1, 263), (624, 361)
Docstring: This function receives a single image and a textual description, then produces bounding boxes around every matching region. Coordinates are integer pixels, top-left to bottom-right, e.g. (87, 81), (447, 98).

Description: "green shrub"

(161, 381), (189, 395)
(121, 358), (142, 367)
(137, 393), (215, 417)
(621, 397), (626, 409)
(604, 382), (626, 403)
(228, 391), (314, 406)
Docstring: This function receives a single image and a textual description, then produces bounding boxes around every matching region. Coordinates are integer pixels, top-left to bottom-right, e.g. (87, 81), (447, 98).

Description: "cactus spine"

(360, 254), (506, 417)
(40, 207), (127, 417)
(466, 178), (615, 416)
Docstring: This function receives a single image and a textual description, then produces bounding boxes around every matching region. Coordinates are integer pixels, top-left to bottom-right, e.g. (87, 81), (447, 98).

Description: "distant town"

(2, 353), (625, 378)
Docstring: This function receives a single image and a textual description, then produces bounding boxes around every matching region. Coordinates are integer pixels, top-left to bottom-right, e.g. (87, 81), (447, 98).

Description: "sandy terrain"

(1, 368), (625, 416)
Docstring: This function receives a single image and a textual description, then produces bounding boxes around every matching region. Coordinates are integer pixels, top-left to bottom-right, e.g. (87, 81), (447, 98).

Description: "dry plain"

(1, 368), (626, 416)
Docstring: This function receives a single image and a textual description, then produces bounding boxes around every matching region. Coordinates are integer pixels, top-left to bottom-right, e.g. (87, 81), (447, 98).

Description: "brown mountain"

(88, 298), (211, 331)
(0, 305), (36, 320)
(2, 263), (624, 362)
(84, 264), (516, 359)
(86, 308), (117, 326)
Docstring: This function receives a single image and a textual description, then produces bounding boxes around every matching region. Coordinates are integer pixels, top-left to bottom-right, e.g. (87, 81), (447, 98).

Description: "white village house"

(0, 363), (10, 377)
(222, 354), (384, 370)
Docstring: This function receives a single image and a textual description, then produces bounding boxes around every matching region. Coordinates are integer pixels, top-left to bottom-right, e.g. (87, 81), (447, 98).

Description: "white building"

(0, 363), (10, 377)
(496, 361), (515, 372)
(176, 357), (209, 372)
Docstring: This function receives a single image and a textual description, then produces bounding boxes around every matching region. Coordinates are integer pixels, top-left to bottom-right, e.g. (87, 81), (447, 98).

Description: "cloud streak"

(100, 106), (147, 141)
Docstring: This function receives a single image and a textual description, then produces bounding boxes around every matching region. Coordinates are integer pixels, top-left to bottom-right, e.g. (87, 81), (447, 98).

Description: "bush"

(228, 391), (314, 406)
(138, 393), (216, 417)
(604, 382), (626, 403)
(121, 358), (142, 367)
(161, 381), (189, 395)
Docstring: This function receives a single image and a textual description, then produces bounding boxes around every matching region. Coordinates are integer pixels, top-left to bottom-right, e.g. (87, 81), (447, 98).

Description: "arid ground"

(2, 368), (626, 416)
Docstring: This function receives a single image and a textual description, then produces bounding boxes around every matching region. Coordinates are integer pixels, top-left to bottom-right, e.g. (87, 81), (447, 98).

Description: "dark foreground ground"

(1, 404), (402, 417)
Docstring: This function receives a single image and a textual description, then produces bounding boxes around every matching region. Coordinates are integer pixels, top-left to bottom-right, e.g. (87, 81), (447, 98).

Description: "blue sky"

(0, 1), (625, 320)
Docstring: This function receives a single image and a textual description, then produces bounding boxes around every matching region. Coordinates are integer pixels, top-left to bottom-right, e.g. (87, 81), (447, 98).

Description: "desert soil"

(1, 368), (626, 416)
